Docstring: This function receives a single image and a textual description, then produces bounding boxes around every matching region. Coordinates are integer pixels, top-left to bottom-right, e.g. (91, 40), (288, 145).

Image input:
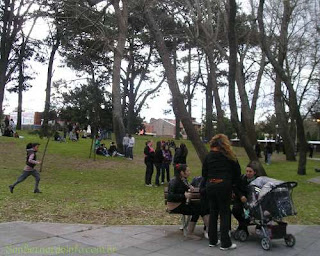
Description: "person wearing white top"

(127, 134), (135, 159)
(122, 133), (129, 157)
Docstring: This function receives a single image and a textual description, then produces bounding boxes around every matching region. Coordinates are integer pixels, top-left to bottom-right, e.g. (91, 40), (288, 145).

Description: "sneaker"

(220, 244), (237, 250)
(209, 240), (220, 247)
(145, 184), (152, 187)
(34, 189), (42, 193)
(9, 185), (14, 193)
(161, 182), (164, 185)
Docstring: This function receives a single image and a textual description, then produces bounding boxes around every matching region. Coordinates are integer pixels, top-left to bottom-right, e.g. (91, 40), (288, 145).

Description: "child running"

(9, 143), (42, 193)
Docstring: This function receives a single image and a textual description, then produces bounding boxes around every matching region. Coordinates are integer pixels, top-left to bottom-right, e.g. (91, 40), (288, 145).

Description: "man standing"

(122, 133), (129, 157)
(127, 134), (135, 160)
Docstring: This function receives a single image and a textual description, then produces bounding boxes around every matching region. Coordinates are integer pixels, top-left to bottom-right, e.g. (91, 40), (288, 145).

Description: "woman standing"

(173, 143), (188, 174)
(202, 134), (241, 250)
(161, 144), (172, 184)
(154, 141), (164, 186)
(144, 141), (155, 186)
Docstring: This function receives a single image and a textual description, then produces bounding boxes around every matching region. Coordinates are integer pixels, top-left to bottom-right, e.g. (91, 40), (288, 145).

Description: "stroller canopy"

(249, 176), (284, 201)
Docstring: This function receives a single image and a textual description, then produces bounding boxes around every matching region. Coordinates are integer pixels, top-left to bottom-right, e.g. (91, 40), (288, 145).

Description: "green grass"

(1, 132), (320, 225)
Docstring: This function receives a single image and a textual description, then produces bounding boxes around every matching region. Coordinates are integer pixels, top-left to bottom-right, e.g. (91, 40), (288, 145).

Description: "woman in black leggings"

(202, 134), (241, 250)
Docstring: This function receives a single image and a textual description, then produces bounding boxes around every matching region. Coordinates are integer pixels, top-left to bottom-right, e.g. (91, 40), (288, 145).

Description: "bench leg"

(181, 215), (191, 237)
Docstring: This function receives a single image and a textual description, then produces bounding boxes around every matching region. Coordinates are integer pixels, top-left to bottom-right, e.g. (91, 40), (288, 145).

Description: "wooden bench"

(164, 187), (201, 236)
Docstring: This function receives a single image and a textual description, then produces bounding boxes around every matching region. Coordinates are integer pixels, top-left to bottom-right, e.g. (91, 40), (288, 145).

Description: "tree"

(0, 0), (36, 118)
(144, 2), (208, 162)
(258, 0), (316, 174)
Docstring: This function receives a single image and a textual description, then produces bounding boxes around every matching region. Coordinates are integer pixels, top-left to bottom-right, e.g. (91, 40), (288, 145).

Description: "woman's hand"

(240, 196), (247, 203)
(184, 192), (192, 199)
(189, 185), (195, 192)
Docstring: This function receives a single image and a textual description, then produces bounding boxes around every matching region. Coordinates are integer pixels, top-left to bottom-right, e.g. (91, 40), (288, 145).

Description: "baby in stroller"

(233, 172), (297, 250)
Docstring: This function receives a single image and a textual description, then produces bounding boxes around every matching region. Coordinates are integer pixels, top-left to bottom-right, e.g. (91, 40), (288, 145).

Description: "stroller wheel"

(284, 234), (296, 247)
(233, 230), (240, 240)
(261, 237), (271, 250)
(238, 230), (248, 242)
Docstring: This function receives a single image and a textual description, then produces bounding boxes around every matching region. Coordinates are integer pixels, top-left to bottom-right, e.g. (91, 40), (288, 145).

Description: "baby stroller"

(233, 176), (297, 250)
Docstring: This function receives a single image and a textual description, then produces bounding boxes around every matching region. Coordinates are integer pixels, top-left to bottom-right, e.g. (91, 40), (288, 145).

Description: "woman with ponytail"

(202, 134), (241, 250)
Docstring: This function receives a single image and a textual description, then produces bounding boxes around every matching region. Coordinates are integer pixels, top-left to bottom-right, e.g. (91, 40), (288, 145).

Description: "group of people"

(144, 140), (188, 187)
(167, 134), (258, 251)
(122, 134), (135, 160)
(2, 117), (17, 137)
(95, 138), (124, 157)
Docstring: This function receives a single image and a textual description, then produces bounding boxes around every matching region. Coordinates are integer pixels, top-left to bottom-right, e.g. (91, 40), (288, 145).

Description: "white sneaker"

(161, 182), (164, 185)
(209, 240), (220, 247)
(220, 244), (237, 250)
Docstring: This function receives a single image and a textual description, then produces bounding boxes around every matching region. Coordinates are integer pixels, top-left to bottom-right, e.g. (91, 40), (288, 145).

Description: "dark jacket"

(154, 149), (164, 164)
(233, 174), (252, 199)
(26, 149), (37, 168)
(173, 148), (188, 164)
(144, 146), (154, 163)
(167, 177), (189, 203)
(202, 151), (241, 185)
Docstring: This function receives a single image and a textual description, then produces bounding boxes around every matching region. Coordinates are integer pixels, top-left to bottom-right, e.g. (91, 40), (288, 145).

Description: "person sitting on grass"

(108, 142), (124, 157)
(96, 144), (110, 157)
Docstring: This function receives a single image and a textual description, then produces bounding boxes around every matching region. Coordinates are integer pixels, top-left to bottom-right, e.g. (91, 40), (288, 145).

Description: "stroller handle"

(274, 181), (298, 189)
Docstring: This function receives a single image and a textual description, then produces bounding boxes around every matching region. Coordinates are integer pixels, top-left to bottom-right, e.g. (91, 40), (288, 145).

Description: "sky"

(3, 49), (204, 124)
(3, 12), (208, 124)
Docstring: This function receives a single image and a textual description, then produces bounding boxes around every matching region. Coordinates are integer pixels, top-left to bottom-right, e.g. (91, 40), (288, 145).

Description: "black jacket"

(167, 177), (189, 203)
(154, 149), (164, 164)
(233, 174), (252, 199)
(173, 148), (188, 164)
(202, 151), (241, 185)
(144, 146), (154, 163)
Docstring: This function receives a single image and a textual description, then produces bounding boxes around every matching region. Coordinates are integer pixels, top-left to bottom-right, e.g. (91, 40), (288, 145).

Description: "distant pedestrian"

(144, 141), (155, 187)
(127, 134), (135, 160)
(122, 133), (129, 157)
(161, 144), (172, 184)
(265, 142), (273, 165)
(173, 143), (188, 172)
(154, 141), (164, 186)
(255, 143), (261, 158)
(9, 143), (42, 193)
(309, 144), (314, 158)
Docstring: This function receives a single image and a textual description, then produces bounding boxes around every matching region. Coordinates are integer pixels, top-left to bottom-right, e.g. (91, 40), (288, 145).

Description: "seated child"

(109, 142), (124, 157)
(96, 144), (110, 157)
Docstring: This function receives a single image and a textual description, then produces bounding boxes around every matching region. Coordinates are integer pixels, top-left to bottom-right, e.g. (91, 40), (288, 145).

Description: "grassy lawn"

(1, 132), (320, 226)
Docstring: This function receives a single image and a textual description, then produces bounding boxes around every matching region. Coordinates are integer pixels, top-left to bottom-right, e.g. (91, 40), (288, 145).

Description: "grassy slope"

(1, 132), (319, 225)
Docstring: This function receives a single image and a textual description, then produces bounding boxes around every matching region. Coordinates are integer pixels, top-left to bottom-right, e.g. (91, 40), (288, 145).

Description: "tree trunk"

(227, 0), (266, 176)
(207, 54), (225, 134)
(144, 6), (208, 163)
(112, 0), (128, 152)
(205, 70), (213, 140)
(43, 34), (60, 127)
(274, 77), (296, 160)
(258, 0), (308, 174)
(17, 61), (23, 130)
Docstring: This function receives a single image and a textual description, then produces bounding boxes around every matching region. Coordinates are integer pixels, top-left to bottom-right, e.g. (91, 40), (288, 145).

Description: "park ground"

(1, 132), (320, 226)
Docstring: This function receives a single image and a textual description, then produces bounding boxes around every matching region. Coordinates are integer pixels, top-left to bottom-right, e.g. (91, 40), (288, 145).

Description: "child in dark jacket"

(9, 143), (42, 193)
